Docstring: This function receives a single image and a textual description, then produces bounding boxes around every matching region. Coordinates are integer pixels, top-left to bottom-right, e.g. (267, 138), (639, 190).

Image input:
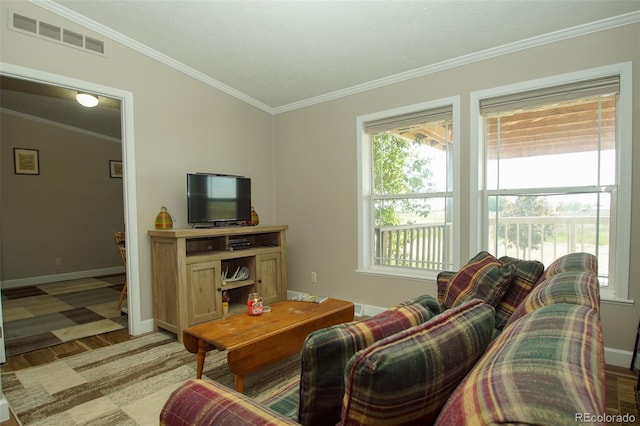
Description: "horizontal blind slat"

(365, 106), (452, 134)
(480, 75), (619, 115)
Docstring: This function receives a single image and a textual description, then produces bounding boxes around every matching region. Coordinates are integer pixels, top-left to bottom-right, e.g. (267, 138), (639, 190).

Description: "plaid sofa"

(160, 253), (605, 426)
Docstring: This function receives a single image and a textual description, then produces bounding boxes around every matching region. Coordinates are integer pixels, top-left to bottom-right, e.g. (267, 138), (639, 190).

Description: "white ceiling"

(37, 0), (640, 114)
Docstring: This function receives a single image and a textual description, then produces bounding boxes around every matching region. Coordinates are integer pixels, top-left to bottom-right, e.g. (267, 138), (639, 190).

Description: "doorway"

(0, 63), (142, 355)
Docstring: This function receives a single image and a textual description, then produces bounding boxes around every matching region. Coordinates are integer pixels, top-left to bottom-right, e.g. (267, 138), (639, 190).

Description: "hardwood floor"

(1, 330), (638, 425)
(606, 364), (640, 425)
(1, 329), (135, 426)
(2, 328), (134, 373)
(2, 274), (127, 358)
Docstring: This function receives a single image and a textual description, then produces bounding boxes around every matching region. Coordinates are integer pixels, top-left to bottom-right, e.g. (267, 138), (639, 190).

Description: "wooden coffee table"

(182, 298), (354, 393)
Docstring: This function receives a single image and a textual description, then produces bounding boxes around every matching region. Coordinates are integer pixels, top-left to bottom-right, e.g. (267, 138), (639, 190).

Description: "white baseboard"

(353, 303), (364, 317)
(0, 395), (9, 422)
(362, 304), (386, 317)
(0, 267), (125, 289)
(605, 347), (634, 369)
(352, 303), (386, 317)
(131, 317), (156, 337)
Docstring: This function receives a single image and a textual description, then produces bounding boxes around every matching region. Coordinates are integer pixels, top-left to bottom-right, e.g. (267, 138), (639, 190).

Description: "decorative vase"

(155, 206), (173, 230)
(250, 207), (260, 226)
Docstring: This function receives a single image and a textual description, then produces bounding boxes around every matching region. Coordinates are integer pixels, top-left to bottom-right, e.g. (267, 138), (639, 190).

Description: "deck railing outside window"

(376, 215), (608, 282)
(376, 223), (453, 270)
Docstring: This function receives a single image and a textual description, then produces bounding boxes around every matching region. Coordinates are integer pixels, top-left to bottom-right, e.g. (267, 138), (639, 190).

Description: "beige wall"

(0, 1), (276, 321)
(274, 23), (640, 354)
(1, 112), (124, 280)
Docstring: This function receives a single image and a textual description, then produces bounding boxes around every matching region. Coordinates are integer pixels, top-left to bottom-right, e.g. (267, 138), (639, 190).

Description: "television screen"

(187, 174), (251, 226)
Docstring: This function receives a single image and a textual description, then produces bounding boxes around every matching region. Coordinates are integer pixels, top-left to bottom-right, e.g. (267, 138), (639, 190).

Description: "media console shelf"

(148, 225), (288, 342)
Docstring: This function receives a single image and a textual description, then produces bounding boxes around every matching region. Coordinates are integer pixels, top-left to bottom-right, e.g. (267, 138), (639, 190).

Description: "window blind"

(364, 105), (453, 134)
(480, 75), (620, 115)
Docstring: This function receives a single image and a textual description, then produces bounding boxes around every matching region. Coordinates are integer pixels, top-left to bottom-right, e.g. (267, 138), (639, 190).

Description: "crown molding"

(31, 1), (640, 116)
(272, 10), (640, 114)
(2, 108), (122, 143)
(30, 0), (275, 114)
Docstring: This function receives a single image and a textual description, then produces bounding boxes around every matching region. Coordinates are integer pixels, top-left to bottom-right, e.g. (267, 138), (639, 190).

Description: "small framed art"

(14, 148), (40, 175)
(109, 160), (123, 178)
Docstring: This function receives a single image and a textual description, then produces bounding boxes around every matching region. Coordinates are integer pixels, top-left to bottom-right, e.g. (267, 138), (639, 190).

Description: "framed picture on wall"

(110, 160), (123, 178)
(14, 148), (40, 175)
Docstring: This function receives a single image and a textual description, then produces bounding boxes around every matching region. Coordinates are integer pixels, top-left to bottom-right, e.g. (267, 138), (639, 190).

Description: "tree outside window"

(368, 112), (454, 271)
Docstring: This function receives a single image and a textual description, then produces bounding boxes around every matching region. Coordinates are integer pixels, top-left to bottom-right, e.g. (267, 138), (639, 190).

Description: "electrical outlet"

(311, 272), (318, 283)
(55, 257), (62, 265)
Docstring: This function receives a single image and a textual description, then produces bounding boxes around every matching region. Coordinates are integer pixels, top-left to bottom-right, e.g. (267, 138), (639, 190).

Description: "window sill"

(356, 266), (440, 282)
(600, 294), (634, 306)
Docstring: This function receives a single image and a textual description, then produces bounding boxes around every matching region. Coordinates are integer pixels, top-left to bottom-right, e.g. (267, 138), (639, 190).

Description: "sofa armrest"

(160, 379), (299, 426)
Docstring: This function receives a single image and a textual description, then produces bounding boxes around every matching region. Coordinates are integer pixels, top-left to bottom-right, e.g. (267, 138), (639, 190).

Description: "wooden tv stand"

(148, 225), (288, 342)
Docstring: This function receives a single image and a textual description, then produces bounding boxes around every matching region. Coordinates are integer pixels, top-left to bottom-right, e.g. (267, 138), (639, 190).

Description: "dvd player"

(229, 238), (251, 250)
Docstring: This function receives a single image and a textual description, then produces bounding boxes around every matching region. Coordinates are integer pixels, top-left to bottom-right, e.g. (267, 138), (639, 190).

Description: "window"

(358, 98), (460, 279)
(472, 63), (632, 301)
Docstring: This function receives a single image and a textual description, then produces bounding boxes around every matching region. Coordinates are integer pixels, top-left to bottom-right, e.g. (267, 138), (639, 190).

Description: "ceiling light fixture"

(76, 92), (99, 108)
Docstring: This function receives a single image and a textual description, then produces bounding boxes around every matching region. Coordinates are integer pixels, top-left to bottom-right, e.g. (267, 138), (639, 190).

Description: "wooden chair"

(113, 231), (127, 311)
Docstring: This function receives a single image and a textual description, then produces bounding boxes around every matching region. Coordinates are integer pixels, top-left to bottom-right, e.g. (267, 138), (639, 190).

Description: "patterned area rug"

(2, 331), (301, 425)
(2, 275), (128, 357)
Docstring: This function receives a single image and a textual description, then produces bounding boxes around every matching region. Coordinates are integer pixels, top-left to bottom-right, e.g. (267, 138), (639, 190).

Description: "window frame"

(470, 62), (633, 303)
(357, 96), (461, 280)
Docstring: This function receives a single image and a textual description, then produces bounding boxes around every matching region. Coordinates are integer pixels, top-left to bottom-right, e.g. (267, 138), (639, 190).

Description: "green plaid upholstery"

(436, 303), (605, 425)
(340, 299), (495, 426)
(505, 270), (600, 328)
(494, 256), (544, 329)
(540, 252), (598, 281)
(298, 297), (441, 426)
(397, 293), (446, 313)
(160, 379), (299, 426)
(441, 251), (516, 308)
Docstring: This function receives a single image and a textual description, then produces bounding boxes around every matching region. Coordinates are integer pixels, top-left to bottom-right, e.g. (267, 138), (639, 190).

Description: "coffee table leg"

(235, 374), (244, 393)
(196, 339), (208, 379)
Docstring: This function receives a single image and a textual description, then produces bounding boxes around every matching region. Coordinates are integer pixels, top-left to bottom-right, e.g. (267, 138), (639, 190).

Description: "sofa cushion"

(340, 299), (495, 426)
(494, 256), (544, 329)
(441, 251), (516, 308)
(298, 296), (441, 426)
(540, 252), (598, 281)
(436, 304), (605, 425)
(505, 270), (600, 328)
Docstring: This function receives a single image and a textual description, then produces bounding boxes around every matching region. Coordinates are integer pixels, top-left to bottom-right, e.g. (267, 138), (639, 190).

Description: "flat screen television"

(187, 173), (251, 227)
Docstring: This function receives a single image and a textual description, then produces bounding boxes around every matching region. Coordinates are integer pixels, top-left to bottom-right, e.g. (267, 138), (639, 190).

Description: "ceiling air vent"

(39, 22), (61, 41)
(10, 11), (105, 56)
(63, 29), (83, 48)
(85, 36), (104, 54)
(13, 13), (36, 34)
